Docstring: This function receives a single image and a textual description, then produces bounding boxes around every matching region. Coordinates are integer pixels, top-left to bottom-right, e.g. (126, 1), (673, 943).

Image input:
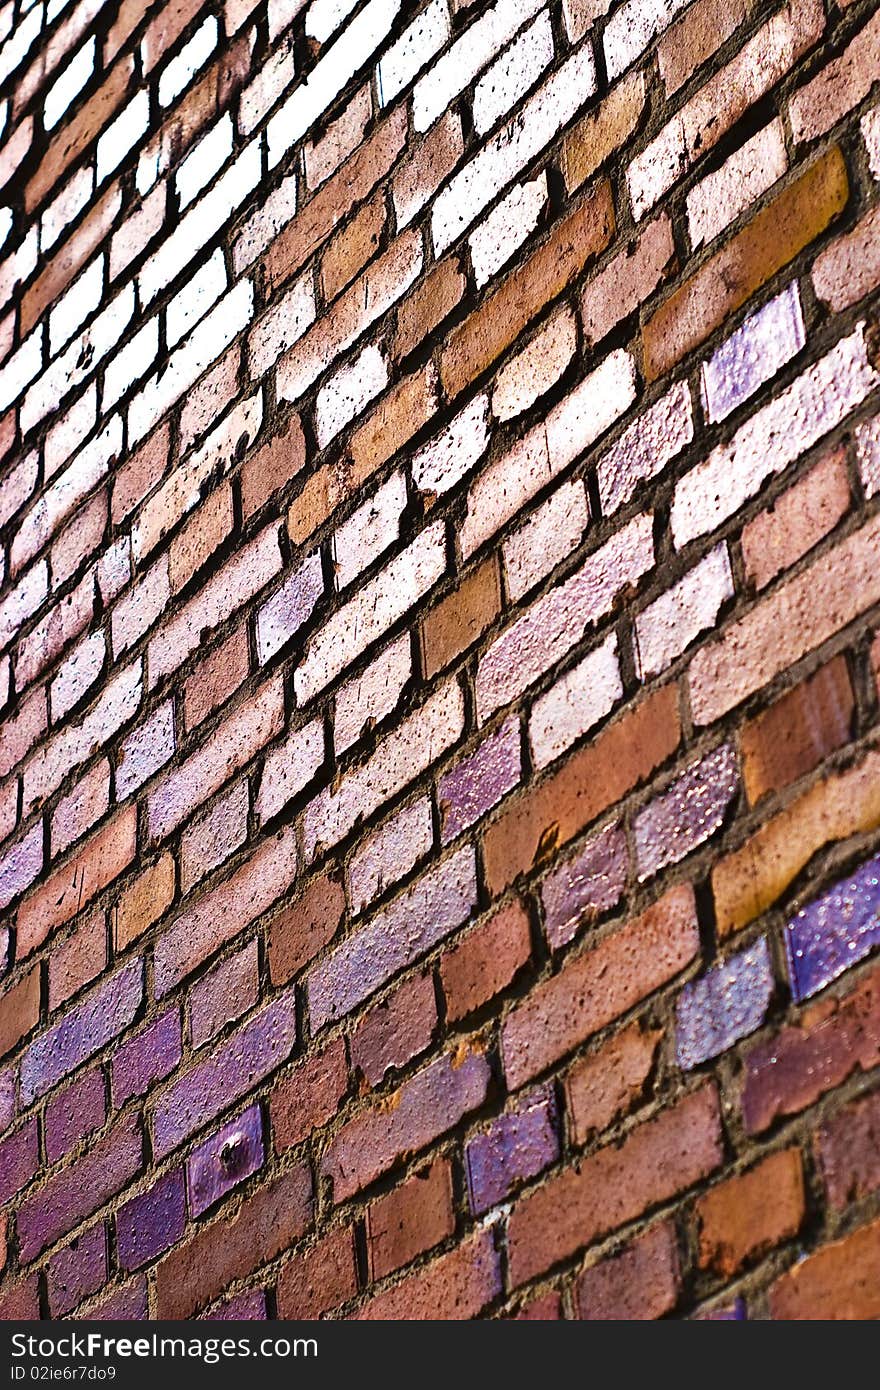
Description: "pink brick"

(348, 797), (434, 915)
(634, 545), (734, 680)
(788, 9), (880, 144)
(812, 205), (880, 313)
(188, 938), (259, 1048)
(350, 970), (438, 1087)
(305, 84), (372, 191)
(741, 448), (851, 590)
(51, 758), (111, 857)
(180, 779), (249, 891)
(255, 719), (325, 825)
(492, 307), (576, 422)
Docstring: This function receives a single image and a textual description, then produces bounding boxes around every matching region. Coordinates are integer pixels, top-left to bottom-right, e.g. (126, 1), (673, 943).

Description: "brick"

(47, 1222), (107, 1318)
(712, 746), (880, 938)
(393, 109), (463, 230)
(469, 173), (548, 289)
(503, 477), (588, 604)
(0, 820), (43, 913)
(633, 742), (739, 881)
(188, 940), (259, 1050)
(514, 1291), (563, 1319)
(0, 1277), (39, 1321)
(16, 807), (137, 959)
(155, 1166), (312, 1319)
(27, 56), (134, 213)
(348, 796), (432, 914)
(483, 683), (680, 898)
(785, 850), (880, 1002)
(316, 344), (389, 448)
(48, 908), (108, 1012)
(742, 448), (850, 592)
(88, 1278), (149, 1321)
(366, 1157), (454, 1280)
(0, 964), (39, 1061)
(335, 634), (411, 754)
(277, 1226), (358, 1319)
(493, 306), (576, 422)
(241, 414), (306, 522)
(351, 970), (437, 1087)
(566, 1022), (662, 1145)
(269, 870), (345, 985)
(676, 936), (774, 1068)
(113, 853), (175, 952)
(702, 283), (806, 427)
(248, 275), (315, 378)
(439, 715), (520, 842)
(699, 1146), (807, 1279)
(109, 182), (166, 282)
(689, 508), (880, 727)
(117, 1170), (186, 1272)
(321, 1045), (491, 1201)
(634, 546), (733, 680)
(322, 193), (386, 302)
(504, 884), (698, 1089)
(0, 1119), (39, 1205)
(0, 686), (46, 780)
(271, 1037), (348, 1152)
(466, 1084), (558, 1214)
(181, 780), (249, 891)
(440, 898), (531, 1022)
(857, 415), (880, 499)
(577, 1220), (680, 1320)
(394, 257), (466, 361)
(421, 556), (501, 680)
(414, 0), (542, 132)
(183, 626), (250, 731)
(562, 69), (646, 193)
(440, 182), (614, 397)
(44, 1068), (106, 1165)
(740, 656), (854, 806)
(742, 965), (880, 1135)
(187, 1103), (265, 1216)
(769, 1216), (880, 1320)
(112, 1010), (182, 1108)
(581, 215), (674, 349)
(657, 0), (753, 94)
(813, 204), (880, 313)
(17, 1111), (143, 1262)
(20, 960), (142, 1105)
(688, 120), (788, 250)
(644, 149), (848, 379)
(355, 1229), (501, 1320)
(530, 633), (622, 772)
(540, 821), (627, 950)
(304, 85), (371, 192)
(788, 10), (880, 144)
(815, 1087), (880, 1210)
(508, 1084), (722, 1285)
(22, 184), (121, 336)
(473, 11), (553, 134)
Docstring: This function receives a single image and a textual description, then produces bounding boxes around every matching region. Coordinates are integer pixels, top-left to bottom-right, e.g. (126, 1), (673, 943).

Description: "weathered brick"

(815, 1086), (880, 1210)
(634, 742), (739, 881)
(566, 1022), (662, 1146)
(421, 556), (501, 680)
(271, 1036), (348, 1152)
(188, 938), (259, 1048)
(366, 1157), (454, 1280)
(47, 1222), (107, 1318)
(117, 1170), (186, 1272)
(576, 1220), (680, 1321)
(183, 626), (250, 732)
(785, 851), (880, 1002)
(540, 820), (628, 950)
(741, 447), (850, 592)
(113, 853), (175, 953)
(676, 936), (774, 1068)
(48, 908), (108, 1012)
(268, 870), (345, 985)
(44, 1067), (106, 1165)
(466, 1084), (558, 1214)
(351, 970), (438, 1087)
(788, 9), (880, 145)
(739, 656), (854, 806)
(112, 1010), (182, 1108)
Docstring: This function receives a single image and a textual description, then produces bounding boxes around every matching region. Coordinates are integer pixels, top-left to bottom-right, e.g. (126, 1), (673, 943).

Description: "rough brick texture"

(1, 0), (879, 1324)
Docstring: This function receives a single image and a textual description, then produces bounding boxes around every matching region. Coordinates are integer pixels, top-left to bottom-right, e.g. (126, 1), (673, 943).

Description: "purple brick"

(0, 819), (42, 912)
(0, 1118), (38, 1204)
(256, 553), (324, 664)
(676, 937), (774, 1069)
(694, 1297), (748, 1321)
(152, 992), (297, 1158)
(203, 1289), (268, 1320)
(47, 1222), (107, 1317)
(785, 852), (880, 1002)
(308, 845), (478, 1030)
(540, 820), (628, 949)
(438, 716), (520, 843)
(17, 1111), (143, 1261)
(187, 1103), (264, 1216)
(116, 1169), (186, 1271)
(116, 701), (175, 798)
(20, 959), (143, 1105)
(465, 1084), (559, 1215)
(0, 1065), (14, 1134)
(188, 939), (259, 1049)
(701, 283), (805, 423)
(598, 379), (693, 516)
(112, 1008), (181, 1107)
(89, 1276), (149, 1320)
(45, 1066), (107, 1164)
(634, 743), (738, 882)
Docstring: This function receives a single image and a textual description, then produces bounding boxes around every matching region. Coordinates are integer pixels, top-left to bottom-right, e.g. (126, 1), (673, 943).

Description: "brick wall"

(0, 0), (879, 1322)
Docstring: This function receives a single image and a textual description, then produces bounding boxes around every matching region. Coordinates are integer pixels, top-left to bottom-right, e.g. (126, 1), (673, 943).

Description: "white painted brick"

(295, 521), (446, 704)
(13, 416), (123, 574)
(238, 38), (296, 136)
(604, 0), (689, 82)
(49, 254), (103, 357)
(493, 306), (576, 421)
(469, 172), (547, 287)
(51, 630), (105, 721)
(377, 0), (450, 108)
(701, 283), (805, 424)
(255, 552), (324, 665)
(256, 717), (324, 822)
(248, 272), (315, 376)
(303, 679), (464, 858)
(333, 471), (407, 590)
(597, 378), (693, 517)
(673, 325), (879, 548)
(461, 349), (636, 558)
(863, 104), (880, 180)
(136, 143), (160, 197)
(472, 9), (553, 136)
(271, 0), (311, 40)
(305, 0), (358, 43)
(503, 477), (589, 602)
(634, 545), (733, 679)
(0, 205), (11, 250)
(167, 248), (228, 348)
(103, 317), (160, 409)
(44, 34), (94, 130)
(41, 166), (93, 252)
(129, 279), (254, 444)
(687, 120), (787, 250)
(140, 141), (261, 306)
(0, 3), (40, 90)
(412, 393), (490, 499)
(45, 384), (97, 480)
(315, 344), (388, 447)
(0, 227), (38, 307)
(856, 415), (880, 500)
(233, 171), (298, 273)
(158, 15), (218, 107)
(267, 0), (401, 169)
(22, 285), (134, 434)
(97, 90), (150, 184)
(529, 630), (622, 769)
(335, 632), (411, 752)
(0, 561), (47, 654)
(414, 0), (543, 133)
(176, 113), (234, 211)
(432, 41), (596, 254)
(0, 325), (41, 414)
(348, 795), (433, 914)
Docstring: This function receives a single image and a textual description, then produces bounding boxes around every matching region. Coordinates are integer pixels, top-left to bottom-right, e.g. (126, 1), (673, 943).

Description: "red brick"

(440, 898), (531, 1022)
(815, 1086), (880, 1209)
(22, 184), (121, 336)
(513, 1290), (563, 1319)
(741, 448), (851, 592)
(643, 148), (848, 379)
(305, 85), (371, 191)
(484, 684), (681, 898)
(104, 0), (143, 63)
(739, 656), (854, 806)
(768, 1216), (880, 1320)
(788, 10), (880, 145)
(168, 485), (234, 593)
(48, 909), (107, 1012)
(27, 57), (134, 212)
(393, 111), (463, 229)
(240, 413), (306, 521)
(366, 1158), (455, 1280)
(394, 258), (466, 361)
(276, 1227), (358, 1319)
(142, 0), (208, 72)
(741, 964), (880, 1134)
(268, 870), (345, 985)
(351, 970), (437, 1087)
(420, 556), (502, 681)
(111, 424), (170, 526)
(270, 1037), (349, 1152)
(188, 939), (259, 1048)
(0, 963), (40, 1061)
(0, 685), (47, 779)
(182, 625), (250, 732)
(155, 1166), (312, 1319)
(508, 1084), (722, 1285)
(0, 1276), (39, 1320)
(17, 807), (137, 958)
(696, 1149), (805, 1276)
(576, 1220), (680, 1320)
(355, 1230), (501, 1320)
(813, 204), (880, 313)
(321, 193), (387, 302)
(565, 1022), (663, 1145)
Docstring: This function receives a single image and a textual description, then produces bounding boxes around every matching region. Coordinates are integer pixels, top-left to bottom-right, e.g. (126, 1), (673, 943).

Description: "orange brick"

(168, 485), (234, 593)
(562, 71), (647, 193)
(420, 556), (502, 680)
(240, 412), (306, 522)
(0, 965), (41, 1061)
(439, 898), (531, 1022)
(22, 184), (121, 335)
(394, 258), (466, 361)
(27, 57), (134, 212)
(696, 1149), (805, 1276)
(113, 853), (175, 952)
(321, 193), (387, 302)
(741, 448), (851, 591)
(183, 626), (250, 732)
(48, 909), (107, 1011)
(768, 1216), (880, 1319)
(739, 656), (854, 806)
(565, 1022), (662, 1145)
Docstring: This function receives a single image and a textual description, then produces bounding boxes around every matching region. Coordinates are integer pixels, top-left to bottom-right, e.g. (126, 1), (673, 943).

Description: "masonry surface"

(0, 0), (879, 1323)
